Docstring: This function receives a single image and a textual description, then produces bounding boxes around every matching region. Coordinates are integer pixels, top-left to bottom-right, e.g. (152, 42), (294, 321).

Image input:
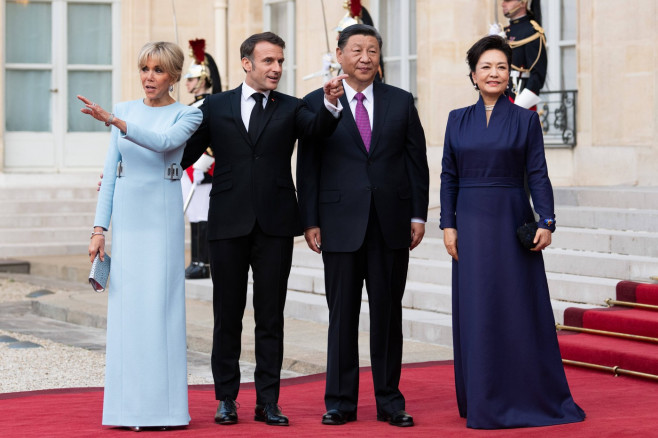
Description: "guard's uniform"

(182, 94), (214, 222)
(182, 39), (222, 279)
(505, 14), (547, 107)
(181, 93), (214, 278)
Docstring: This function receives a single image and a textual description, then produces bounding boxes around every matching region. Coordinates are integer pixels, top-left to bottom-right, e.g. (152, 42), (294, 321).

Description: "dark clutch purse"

(516, 222), (538, 250)
(89, 253), (111, 292)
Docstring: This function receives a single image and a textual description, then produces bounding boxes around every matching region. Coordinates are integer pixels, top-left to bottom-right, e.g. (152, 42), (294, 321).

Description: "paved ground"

(0, 271), (453, 394)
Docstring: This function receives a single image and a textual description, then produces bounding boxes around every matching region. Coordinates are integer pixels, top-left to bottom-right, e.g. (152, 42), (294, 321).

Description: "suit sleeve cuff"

(323, 97), (343, 118)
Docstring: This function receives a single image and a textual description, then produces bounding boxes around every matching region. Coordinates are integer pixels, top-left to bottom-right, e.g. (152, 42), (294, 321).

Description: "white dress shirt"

(240, 82), (271, 131)
(343, 81), (374, 130)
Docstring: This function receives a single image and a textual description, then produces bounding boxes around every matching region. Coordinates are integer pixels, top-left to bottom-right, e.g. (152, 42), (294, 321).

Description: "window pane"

(382, 0), (401, 57)
(6, 1), (51, 64)
(269, 3), (288, 37)
(265, 2), (294, 95)
(5, 70), (51, 131)
(561, 46), (577, 90)
(409, 0), (417, 55)
(409, 59), (417, 96)
(561, 0), (577, 40)
(68, 71), (112, 132)
(68, 4), (112, 65)
(385, 59), (401, 89)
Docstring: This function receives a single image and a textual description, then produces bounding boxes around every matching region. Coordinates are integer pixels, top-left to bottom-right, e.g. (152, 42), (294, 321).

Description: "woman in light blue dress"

(81, 41), (202, 430)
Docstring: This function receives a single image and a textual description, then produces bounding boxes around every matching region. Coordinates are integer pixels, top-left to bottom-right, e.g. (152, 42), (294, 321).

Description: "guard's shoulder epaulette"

(530, 20), (544, 34)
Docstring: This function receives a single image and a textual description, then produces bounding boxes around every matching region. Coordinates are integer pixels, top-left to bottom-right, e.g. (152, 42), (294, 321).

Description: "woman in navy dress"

(439, 35), (585, 429)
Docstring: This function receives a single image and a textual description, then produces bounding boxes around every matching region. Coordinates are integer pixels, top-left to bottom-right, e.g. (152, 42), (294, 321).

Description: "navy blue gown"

(439, 95), (585, 429)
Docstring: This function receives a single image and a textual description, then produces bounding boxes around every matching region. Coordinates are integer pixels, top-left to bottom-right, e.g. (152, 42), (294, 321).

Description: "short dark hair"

(337, 24), (383, 51)
(466, 35), (512, 73)
(240, 32), (286, 60)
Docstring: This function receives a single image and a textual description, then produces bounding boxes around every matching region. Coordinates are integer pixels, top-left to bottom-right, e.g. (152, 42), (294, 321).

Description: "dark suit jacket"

(182, 85), (340, 240)
(297, 82), (429, 252)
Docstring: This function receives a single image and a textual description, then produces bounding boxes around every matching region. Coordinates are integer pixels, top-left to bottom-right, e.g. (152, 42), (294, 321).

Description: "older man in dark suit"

(182, 32), (346, 427)
(297, 24), (429, 428)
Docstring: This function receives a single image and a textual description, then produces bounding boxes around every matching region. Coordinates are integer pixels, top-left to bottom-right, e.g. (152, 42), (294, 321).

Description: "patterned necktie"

(354, 92), (371, 152)
(248, 92), (266, 143)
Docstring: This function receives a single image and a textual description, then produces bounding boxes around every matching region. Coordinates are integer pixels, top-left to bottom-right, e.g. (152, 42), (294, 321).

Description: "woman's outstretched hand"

(78, 95), (109, 123)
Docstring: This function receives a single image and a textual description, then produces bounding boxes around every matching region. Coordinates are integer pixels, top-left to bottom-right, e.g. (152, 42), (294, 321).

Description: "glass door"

(4, 0), (117, 171)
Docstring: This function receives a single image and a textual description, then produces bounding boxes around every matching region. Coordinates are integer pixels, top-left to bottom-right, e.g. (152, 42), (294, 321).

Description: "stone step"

(0, 258), (30, 274)
(543, 248), (658, 281)
(402, 249), (656, 288)
(185, 264), (454, 316)
(410, 237), (450, 261)
(406, 258), (452, 285)
(0, 213), (96, 229)
(546, 272), (618, 305)
(553, 186), (658, 210)
(556, 206), (658, 232)
(1, 199), (97, 215)
(289, 238), (653, 307)
(551, 227), (658, 257)
(0, 242), (99, 259)
(0, 227), (92, 244)
(424, 228), (658, 258)
(283, 289), (589, 347)
(0, 186), (99, 201)
(18, 255), (613, 348)
(186, 279), (454, 346)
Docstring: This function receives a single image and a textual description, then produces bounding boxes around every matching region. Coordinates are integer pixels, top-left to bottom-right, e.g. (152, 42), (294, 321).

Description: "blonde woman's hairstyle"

(137, 41), (185, 83)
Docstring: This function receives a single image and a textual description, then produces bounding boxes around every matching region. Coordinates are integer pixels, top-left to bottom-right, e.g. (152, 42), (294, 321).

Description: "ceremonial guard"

(304, 1), (384, 84)
(182, 39), (222, 279)
(502, 0), (546, 109)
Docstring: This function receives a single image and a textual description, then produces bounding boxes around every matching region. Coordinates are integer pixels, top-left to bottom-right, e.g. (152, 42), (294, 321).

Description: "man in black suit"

(297, 24), (429, 428)
(181, 32), (347, 427)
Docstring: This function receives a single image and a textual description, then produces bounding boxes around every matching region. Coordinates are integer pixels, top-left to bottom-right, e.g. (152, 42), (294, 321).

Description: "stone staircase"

(0, 185), (100, 258)
(2, 181), (657, 349)
(275, 186), (658, 348)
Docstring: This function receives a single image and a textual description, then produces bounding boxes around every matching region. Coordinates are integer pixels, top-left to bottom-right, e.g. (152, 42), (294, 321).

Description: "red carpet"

(558, 281), (658, 376)
(564, 307), (658, 338)
(1, 361), (657, 437)
(616, 280), (658, 305)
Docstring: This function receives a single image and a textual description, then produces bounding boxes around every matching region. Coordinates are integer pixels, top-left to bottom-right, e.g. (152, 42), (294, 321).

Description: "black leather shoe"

(214, 398), (238, 425)
(254, 403), (289, 426)
(321, 409), (357, 425)
(377, 410), (414, 427)
(185, 262), (210, 279)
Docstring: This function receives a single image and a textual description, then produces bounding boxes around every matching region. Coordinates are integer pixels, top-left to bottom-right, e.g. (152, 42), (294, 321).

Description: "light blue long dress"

(94, 99), (202, 427)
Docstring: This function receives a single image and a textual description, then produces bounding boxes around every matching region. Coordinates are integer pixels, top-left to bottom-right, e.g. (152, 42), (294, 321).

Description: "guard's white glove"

(488, 23), (506, 38)
(192, 169), (204, 185)
(192, 153), (214, 173)
(514, 88), (541, 109)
